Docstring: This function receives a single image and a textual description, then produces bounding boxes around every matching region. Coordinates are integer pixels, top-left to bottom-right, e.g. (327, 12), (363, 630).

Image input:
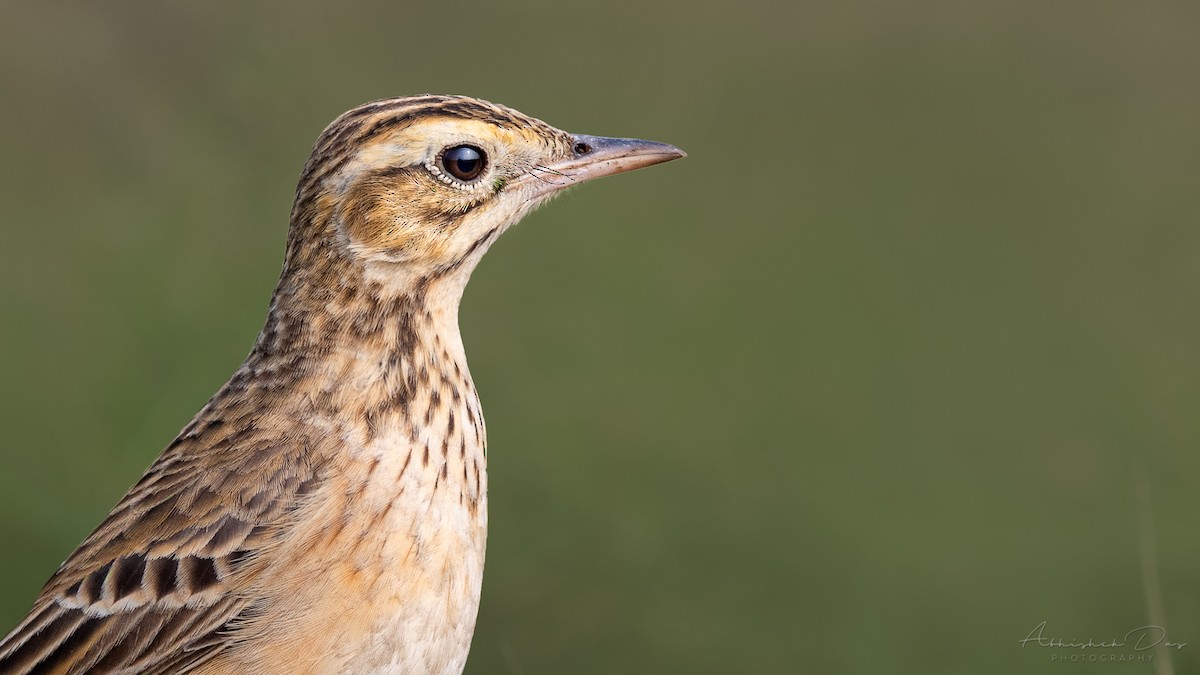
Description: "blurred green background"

(2, 1), (1199, 673)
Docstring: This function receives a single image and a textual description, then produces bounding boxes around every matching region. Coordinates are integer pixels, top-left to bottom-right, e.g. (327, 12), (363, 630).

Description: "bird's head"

(284, 95), (684, 299)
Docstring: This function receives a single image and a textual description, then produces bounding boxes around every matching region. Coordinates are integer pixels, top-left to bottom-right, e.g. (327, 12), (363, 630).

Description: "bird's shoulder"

(0, 386), (330, 675)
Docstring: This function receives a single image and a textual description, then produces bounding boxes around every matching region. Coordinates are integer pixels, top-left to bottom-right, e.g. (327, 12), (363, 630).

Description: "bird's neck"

(244, 258), (484, 460)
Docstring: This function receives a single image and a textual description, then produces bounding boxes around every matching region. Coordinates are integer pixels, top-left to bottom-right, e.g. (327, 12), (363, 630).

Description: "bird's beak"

(519, 134), (685, 198)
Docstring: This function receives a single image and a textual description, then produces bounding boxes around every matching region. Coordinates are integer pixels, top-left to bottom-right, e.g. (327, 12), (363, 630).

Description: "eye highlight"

(442, 145), (486, 182)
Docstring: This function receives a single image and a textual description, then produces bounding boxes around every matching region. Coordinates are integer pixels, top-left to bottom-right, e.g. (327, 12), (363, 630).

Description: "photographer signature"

(1020, 621), (1186, 650)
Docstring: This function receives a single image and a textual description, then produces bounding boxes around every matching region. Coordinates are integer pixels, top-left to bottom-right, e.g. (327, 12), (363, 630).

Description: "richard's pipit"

(0, 95), (683, 674)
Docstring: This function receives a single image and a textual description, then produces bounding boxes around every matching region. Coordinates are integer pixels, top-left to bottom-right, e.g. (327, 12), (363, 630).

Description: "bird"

(0, 94), (684, 675)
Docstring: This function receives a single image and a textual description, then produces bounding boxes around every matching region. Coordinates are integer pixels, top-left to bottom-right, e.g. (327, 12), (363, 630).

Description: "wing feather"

(0, 395), (325, 675)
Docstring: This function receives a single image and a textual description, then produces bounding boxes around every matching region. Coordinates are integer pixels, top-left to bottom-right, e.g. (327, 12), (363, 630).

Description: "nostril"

(573, 141), (592, 156)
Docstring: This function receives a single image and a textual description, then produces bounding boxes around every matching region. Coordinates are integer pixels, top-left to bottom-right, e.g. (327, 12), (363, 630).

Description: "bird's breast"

(209, 370), (490, 675)
(330, 383), (490, 675)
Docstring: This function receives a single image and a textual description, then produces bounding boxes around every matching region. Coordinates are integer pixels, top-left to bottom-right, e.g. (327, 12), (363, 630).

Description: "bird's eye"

(442, 145), (486, 182)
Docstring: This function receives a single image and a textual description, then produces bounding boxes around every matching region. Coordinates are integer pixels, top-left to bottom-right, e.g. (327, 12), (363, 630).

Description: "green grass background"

(2, 1), (1199, 673)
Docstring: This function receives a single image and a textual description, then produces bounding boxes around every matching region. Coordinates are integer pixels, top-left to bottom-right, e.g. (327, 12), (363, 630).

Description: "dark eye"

(441, 145), (486, 182)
